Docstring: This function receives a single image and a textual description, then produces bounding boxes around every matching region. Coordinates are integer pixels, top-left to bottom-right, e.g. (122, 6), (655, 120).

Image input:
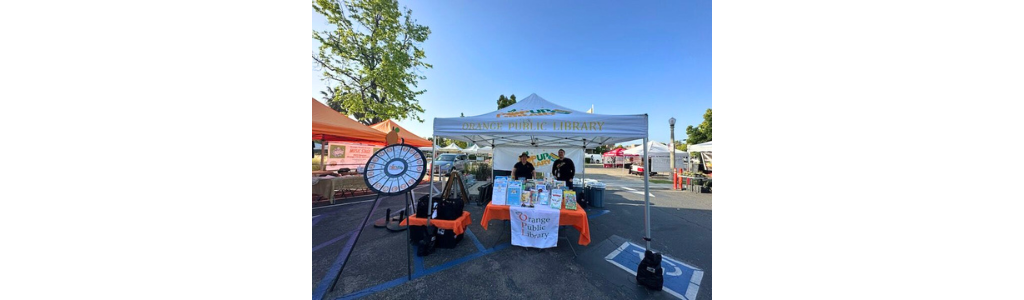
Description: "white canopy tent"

(688, 141), (712, 152)
(625, 141), (690, 173)
(438, 143), (464, 153)
(689, 141), (712, 172)
(476, 146), (493, 154)
(430, 93), (657, 250)
(463, 144), (481, 154)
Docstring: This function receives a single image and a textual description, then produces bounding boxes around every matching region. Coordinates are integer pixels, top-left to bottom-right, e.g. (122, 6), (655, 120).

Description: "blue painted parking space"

(605, 242), (704, 300)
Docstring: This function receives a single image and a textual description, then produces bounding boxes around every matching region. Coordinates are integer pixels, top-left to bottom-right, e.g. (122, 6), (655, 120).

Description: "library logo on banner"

(509, 206), (559, 248)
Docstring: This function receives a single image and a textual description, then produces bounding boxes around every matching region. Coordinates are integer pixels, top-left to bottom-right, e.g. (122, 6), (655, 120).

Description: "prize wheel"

(363, 144), (427, 196)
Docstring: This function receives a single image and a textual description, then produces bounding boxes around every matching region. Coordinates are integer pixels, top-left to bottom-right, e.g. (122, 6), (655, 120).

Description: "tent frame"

(430, 95), (654, 251)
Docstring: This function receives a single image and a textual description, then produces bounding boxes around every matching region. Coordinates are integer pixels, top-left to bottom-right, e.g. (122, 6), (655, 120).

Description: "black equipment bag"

(476, 182), (493, 206)
(434, 227), (464, 249)
(434, 171), (469, 220)
(415, 225), (436, 256)
(635, 249), (664, 290)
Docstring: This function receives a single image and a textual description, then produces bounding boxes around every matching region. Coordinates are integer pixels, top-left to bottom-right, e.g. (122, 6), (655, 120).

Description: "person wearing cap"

(552, 149), (576, 189)
(512, 152), (535, 180)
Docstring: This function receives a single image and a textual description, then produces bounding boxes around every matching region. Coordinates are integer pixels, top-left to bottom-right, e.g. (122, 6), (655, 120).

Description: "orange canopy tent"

(369, 120), (432, 147)
(312, 98), (387, 144)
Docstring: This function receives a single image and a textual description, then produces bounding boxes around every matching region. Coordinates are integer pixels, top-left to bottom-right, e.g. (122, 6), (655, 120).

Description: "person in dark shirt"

(552, 149), (576, 189)
(512, 152), (534, 180)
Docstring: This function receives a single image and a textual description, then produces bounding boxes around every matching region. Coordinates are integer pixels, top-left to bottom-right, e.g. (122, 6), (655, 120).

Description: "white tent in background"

(431, 93), (659, 252)
(463, 144), (481, 154)
(438, 143), (464, 153)
(624, 141), (689, 173)
(476, 146), (493, 154)
(689, 141), (712, 152)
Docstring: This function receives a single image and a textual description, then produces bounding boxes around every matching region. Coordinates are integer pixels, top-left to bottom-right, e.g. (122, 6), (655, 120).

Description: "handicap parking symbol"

(605, 242), (704, 300)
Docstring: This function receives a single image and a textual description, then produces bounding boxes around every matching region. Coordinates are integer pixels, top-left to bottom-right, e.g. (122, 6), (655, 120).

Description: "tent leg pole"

(406, 191), (413, 280)
(431, 135), (436, 202)
(643, 137), (651, 251)
(581, 139), (586, 188)
(490, 139), (495, 184)
(320, 139), (326, 171)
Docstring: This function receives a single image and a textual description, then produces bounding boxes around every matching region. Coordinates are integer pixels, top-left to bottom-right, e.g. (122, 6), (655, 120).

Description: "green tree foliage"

(313, 0), (431, 125)
(426, 137), (467, 148)
(685, 108), (712, 145)
(427, 136), (446, 147)
(497, 94), (508, 109)
(686, 108), (711, 158)
(497, 94), (517, 109)
(673, 141), (687, 152)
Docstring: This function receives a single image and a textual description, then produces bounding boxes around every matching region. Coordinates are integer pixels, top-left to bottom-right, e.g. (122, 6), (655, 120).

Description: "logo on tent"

(497, 108), (571, 118)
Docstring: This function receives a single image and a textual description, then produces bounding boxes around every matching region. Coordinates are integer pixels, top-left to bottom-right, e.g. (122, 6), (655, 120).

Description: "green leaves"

(313, 0), (430, 125)
(685, 108), (712, 146)
(497, 93), (517, 110)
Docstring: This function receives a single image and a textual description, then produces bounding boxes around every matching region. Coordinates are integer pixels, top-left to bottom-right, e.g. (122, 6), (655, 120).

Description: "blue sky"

(312, 0), (711, 146)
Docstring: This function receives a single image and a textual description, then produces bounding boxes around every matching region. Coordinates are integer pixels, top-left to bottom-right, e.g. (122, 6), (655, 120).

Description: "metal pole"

(328, 193), (383, 294)
(670, 123), (676, 172)
(490, 139), (495, 184)
(581, 139), (587, 188)
(320, 139), (326, 171)
(406, 191), (413, 280)
(428, 135), (438, 229)
(643, 136), (651, 251)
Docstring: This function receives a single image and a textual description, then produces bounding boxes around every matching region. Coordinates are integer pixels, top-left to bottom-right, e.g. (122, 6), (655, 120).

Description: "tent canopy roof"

(312, 98), (387, 143)
(432, 93), (647, 148)
(625, 141), (688, 156)
(369, 120), (432, 147)
(689, 141), (712, 152)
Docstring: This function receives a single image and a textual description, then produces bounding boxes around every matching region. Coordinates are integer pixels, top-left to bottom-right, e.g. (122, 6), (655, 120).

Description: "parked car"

(629, 164), (657, 176)
(433, 153), (468, 175)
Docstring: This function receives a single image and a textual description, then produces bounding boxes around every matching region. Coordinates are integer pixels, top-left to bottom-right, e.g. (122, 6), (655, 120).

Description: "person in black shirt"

(552, 149), (576, 189)
(512, 152), (534, 180)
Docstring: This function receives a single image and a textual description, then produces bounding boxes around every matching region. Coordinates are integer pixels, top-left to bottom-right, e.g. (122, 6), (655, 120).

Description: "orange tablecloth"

(480, 203), (591, 246)
(400, 211), (472, 235)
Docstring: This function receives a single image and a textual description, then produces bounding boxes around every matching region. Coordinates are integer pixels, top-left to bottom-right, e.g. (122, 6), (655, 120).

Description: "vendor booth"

(311, 98), (386, 201)
(601, 148), (638, 168)
(431, 93), (659, 252)
(369, 120), (433, 148)
(624, 141), (689, 173)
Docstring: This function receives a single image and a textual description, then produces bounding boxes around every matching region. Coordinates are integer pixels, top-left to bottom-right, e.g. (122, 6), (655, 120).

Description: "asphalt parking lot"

(313, 166), (711, 299)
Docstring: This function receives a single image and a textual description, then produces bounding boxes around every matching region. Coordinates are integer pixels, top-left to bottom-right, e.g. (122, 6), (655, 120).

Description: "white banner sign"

(324, 142), (381, 171)
(509, 206), (560, 248)
(493, 147), (584, 178)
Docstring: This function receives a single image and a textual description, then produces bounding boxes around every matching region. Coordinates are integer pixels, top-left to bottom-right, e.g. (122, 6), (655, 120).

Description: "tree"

(673, 140), (687, 152)
(427, 136), (447, 147)
(497, 93), (517, 109)
(685, 108), (712, 145)
(313, 0), (431, 125)
(497, 94), (509, 109)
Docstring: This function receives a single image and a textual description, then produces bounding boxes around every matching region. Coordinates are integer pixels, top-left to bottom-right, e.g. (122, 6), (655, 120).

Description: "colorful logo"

(526, 152), (559, 167)
(497, 108), (571, 118)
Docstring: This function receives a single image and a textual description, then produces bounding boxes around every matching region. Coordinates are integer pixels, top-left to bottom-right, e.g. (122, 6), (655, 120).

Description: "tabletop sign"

(363, 144), (427, 195)
(509, 206), (560, 248)
(492, 176), (509, 205)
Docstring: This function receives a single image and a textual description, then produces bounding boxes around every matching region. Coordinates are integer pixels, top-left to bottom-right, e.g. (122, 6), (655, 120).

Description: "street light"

(669, 117), (676, 173)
